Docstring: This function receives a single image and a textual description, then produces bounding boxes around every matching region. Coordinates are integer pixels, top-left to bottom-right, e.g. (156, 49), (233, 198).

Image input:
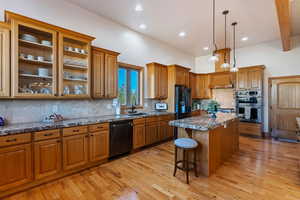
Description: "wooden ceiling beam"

(274, 0), (291, 51)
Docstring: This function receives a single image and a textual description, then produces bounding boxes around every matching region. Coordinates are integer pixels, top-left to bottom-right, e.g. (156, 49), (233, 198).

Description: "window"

(118, 63), (143, 107)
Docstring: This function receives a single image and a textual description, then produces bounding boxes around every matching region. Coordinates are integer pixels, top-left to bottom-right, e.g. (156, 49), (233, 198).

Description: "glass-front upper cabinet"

(11, 20), (57, 98)
(58, 33), (91, 98)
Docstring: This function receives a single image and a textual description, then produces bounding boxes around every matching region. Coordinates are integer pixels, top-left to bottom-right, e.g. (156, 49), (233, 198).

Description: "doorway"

(269, 76), (300, 140)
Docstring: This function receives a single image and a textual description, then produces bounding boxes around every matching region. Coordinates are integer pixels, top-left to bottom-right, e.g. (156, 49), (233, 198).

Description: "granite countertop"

(0, 112), (174, 136)
(169, 113), (237, 132)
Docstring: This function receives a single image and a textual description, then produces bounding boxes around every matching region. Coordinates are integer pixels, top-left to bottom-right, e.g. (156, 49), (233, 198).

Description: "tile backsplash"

(0, 99), (158, 124)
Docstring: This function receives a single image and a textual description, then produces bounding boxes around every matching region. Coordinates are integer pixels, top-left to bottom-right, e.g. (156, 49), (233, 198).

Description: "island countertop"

(169, 113), (238, 131)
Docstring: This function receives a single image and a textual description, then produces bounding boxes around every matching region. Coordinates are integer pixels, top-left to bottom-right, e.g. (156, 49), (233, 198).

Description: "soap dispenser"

(0, 117), (5, 126)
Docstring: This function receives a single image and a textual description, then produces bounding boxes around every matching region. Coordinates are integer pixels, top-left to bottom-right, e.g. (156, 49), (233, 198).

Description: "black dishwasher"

(109, 120), (133, 158)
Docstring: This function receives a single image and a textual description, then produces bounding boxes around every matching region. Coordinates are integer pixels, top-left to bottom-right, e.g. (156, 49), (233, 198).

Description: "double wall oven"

(236, 90), (263, 123)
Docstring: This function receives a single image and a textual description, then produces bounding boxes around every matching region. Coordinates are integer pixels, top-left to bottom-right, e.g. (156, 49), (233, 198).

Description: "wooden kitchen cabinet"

(63, 134), (89, 171)
(10, 17), (58, 98)
(92, 47), (120, 99)
(189, 72), (197, 99)
(133, 123), (146, 149)
(0, 22), (10, 98)
(209, 72), (235, 88)
(34, 139), (62, 180)
(214, 48), (231, 72)
(58, 33), (92, 98)
(145, 117), (159, 145)
(89, 130), (109, 162)
(146, 62), (168, 99)
(248, 69), (262, 90)
(196, 74), (211, 99)
(174, 65), (190, 87)
(0, 144), (33, 191)
(236, 66), (265, 90)
(6, 11), (95, 99)
(237, 70), (248, 90)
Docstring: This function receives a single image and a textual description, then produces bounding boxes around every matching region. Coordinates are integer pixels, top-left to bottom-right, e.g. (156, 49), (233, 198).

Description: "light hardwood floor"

(5, 136), (300, 200)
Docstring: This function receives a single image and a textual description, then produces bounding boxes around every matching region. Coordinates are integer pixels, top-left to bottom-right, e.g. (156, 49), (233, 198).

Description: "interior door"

(270, 77), (300, 140)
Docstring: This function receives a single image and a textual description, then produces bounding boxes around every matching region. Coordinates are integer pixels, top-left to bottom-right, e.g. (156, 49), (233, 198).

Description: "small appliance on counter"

(0, 117), (5, 126)
(155, 102), (168, 111)
(43, 113), (64, 123)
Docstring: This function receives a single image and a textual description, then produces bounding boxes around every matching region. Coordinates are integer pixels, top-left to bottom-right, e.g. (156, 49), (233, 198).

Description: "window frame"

(118, 62), (144, 109)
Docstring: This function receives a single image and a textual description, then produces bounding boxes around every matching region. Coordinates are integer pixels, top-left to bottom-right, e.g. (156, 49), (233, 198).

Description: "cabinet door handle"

(6, 138), (17, 143)
(44, 133), (54, 137)
(90, 134), (94, 137)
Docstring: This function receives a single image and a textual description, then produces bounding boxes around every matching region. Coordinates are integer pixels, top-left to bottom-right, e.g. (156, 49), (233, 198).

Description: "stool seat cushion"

(174, 138), (198, 149)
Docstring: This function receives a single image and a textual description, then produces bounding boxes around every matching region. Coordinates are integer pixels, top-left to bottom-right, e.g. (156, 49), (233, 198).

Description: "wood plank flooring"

(5, 136), (300, 200)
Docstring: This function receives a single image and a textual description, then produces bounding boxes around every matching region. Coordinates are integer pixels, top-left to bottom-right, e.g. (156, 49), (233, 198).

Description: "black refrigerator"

(174, 85), (192, 138)
(175, 85), (192, 119)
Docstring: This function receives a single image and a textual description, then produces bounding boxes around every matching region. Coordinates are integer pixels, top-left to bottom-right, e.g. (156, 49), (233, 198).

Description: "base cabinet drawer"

(89, 130), (109, 162)
(34, 139), (62, 180)
(239, 122), (262, 136)
(0, 144), (33, 191)
(0, 133), (31, 147)
(63, 134), (88, 171)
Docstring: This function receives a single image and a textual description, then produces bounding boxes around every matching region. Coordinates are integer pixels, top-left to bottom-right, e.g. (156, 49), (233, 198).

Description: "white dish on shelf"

(27, 54), (35, 60)
(37, 56), (45, 62)
(21, 34), (38, 43)
(41, 40), (52, 46)
(38, 68), (49, 77)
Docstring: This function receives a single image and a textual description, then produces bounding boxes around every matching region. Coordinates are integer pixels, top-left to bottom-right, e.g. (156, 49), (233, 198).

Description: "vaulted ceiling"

(66, 0), (299, 56)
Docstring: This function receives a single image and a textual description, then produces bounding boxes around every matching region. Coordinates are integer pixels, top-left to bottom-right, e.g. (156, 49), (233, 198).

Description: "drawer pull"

(44, 133), (54, 137)
(57, 140), (61, 143)
(73, 130), (80, 133)
(6, 138), (17, 143)
(90, 134), (94, 137)
(97, 126), (104, 129)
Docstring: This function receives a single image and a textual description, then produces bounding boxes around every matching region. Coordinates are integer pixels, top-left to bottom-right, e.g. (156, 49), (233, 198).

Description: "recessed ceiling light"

(139, 24), (147, 29)
(135, 4), (143, 12)
(179, 32), (186, 37)
(203, 47), (209, 51)
(241, 37), (249, 41)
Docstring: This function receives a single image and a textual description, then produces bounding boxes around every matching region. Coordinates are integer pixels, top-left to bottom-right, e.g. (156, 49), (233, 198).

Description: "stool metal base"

(173, 146), (198, 184)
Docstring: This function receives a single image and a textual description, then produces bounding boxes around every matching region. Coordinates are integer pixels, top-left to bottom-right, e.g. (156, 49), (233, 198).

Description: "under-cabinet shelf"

(63, 78), (87, 82)
(64, 64), (88, 70)
(20, 74), (53, 79)
(19, 57), (53, 66)
(19, 39), (52, 50)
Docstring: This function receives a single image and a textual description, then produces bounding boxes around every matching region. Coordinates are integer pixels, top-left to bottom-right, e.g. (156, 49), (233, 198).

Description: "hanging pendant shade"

(221, 10), (230, 69)
(209, 0), (219, 63)
(230, 22), (238, 72)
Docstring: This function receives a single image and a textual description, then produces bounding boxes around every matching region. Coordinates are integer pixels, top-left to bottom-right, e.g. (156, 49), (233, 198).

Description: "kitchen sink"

(127, 112), (147, 116)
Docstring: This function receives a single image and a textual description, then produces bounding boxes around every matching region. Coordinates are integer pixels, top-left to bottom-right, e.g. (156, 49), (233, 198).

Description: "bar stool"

(173, 138), (198, 184)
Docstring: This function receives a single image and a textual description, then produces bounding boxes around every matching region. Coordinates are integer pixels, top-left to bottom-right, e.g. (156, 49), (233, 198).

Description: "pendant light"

(230, 22), (238, 72)
(221, 10), (230, 69)
(209, 0), (219, 62)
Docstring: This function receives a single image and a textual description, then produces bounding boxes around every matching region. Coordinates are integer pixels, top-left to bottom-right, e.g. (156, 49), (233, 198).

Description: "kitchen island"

(169, 113), (239, 176)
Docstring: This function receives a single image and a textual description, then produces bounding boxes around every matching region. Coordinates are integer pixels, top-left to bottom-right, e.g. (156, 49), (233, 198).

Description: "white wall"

(0, 0), (195, 124)
(194, 35), (300, 132)
(0, 0), (194, 68)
